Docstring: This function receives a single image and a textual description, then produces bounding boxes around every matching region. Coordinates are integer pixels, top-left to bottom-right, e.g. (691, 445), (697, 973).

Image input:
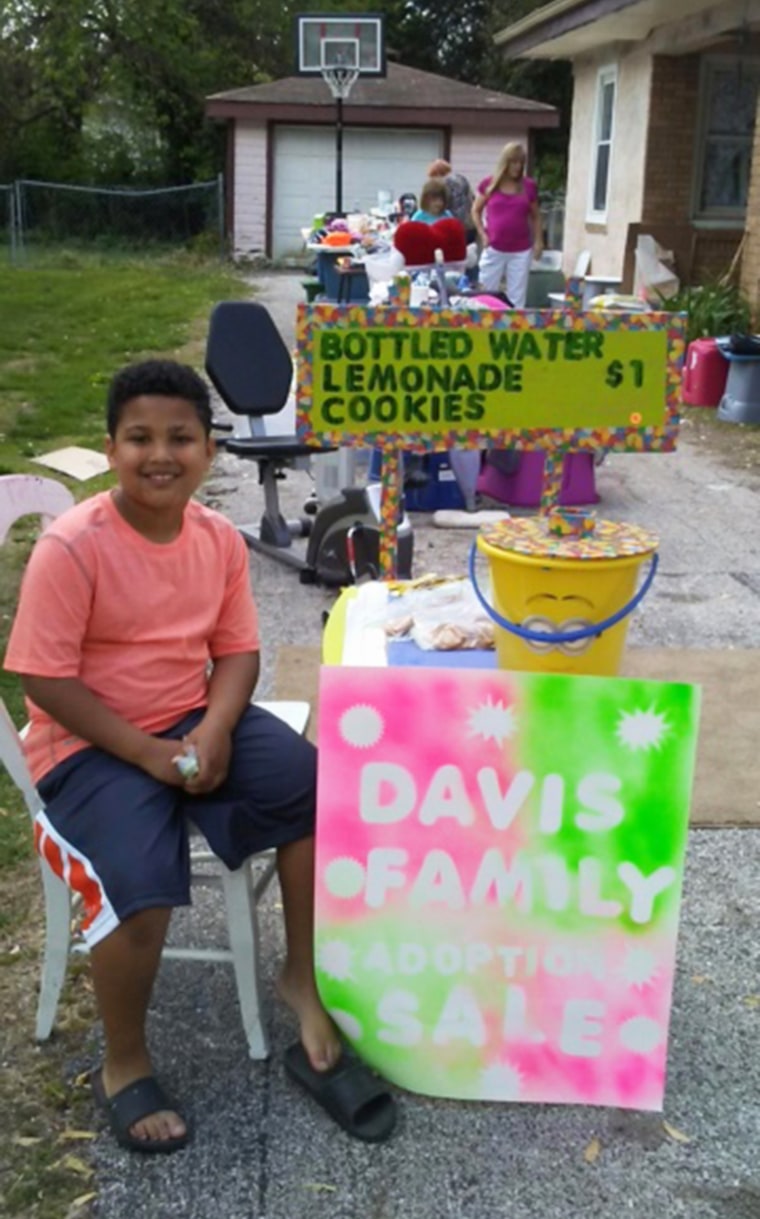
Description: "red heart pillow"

(393, 221), (435, 266)
(430, 217), (467, 262)
(393, 218), (467, 266)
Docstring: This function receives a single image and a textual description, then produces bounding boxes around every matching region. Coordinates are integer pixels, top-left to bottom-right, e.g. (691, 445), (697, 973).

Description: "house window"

(695, 57), (760, 219)
(588, 66), (616, 220)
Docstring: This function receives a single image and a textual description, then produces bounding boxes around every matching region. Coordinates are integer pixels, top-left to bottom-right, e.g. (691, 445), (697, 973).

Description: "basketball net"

(322, 66), (359, 100)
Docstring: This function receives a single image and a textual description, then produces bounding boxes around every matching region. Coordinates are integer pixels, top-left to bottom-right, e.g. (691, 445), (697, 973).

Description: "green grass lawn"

(0, 250), (248, 464)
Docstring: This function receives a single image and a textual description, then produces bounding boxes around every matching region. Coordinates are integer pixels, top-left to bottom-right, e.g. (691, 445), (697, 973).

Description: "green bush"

(657, 281), (752, 345)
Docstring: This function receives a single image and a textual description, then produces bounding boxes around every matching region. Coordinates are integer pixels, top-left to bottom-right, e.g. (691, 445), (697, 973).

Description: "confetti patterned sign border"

(296, 303), (685, 576)
(295, 304), (685, 454)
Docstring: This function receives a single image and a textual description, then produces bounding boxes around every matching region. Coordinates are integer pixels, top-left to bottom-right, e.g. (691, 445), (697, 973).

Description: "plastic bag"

(634, 235), (679, 303)
(342, 576), (496, 658)
(385, 579), (495, 651)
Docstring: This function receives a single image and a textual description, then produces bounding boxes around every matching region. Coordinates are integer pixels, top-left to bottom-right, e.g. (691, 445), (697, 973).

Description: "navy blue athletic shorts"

(35, 704), (316, 947)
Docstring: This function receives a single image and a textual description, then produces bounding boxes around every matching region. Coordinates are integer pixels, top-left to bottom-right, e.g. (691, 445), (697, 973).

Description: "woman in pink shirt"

(471, 142), (543, 307)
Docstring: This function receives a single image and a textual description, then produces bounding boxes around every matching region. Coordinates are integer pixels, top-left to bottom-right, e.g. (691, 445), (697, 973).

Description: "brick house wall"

(639, 54), (744, 287)
(641, 56), (701, 228)
(740, 89), (760, 317)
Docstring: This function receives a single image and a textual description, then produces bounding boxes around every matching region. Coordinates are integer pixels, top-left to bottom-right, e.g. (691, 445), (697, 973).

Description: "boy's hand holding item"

(177, 720), (233, 793)
(172, 742), (200, 781)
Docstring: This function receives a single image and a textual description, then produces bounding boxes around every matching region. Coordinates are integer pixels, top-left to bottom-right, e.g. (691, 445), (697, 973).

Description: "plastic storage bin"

(314, 250), (370, 304)
(369, 451), (466, 511)
(682, 338), (728, 407)
(405, 454), (465, 511)
(476, 451), (599, 508)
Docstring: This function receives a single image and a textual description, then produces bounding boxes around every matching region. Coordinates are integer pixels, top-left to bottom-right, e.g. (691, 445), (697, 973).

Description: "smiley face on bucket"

(521, 589), (598, 655)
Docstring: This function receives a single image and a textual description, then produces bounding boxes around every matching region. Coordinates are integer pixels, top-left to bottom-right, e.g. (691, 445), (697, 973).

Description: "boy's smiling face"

(106, 394), (214, 535)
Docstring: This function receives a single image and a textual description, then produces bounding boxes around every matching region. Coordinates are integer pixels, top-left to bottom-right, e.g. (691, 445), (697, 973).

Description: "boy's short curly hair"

(106, 359), (212, 437)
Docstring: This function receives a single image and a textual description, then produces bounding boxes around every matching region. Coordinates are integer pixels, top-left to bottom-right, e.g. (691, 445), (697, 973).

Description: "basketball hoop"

(295, 12), (385, 213)
(322, 65), (359, 100)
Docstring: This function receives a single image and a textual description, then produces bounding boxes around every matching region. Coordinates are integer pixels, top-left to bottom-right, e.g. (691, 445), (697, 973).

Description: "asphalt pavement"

(87, 273), (760, 1219)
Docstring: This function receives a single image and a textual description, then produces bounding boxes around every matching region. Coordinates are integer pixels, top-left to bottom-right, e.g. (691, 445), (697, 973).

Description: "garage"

(272, 126), (443, 258)
(205, 63), (559, 259)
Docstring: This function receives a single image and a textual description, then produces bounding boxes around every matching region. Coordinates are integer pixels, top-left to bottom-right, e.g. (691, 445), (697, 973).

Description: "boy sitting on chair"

(3, 360), (396, 1152)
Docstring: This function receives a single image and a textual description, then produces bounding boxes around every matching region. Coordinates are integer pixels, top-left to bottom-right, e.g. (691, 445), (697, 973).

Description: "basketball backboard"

(295, 12), (386, 77)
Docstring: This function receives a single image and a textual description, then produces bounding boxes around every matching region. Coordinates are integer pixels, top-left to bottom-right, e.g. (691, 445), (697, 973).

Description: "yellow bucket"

(471, 512), (658, 677)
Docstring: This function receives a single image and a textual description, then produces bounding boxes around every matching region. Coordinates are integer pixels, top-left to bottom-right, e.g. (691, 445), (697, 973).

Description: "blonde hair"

(486, 142), (527, 197)
(419, 177), (449, 211)
(427, 158), (452, 178)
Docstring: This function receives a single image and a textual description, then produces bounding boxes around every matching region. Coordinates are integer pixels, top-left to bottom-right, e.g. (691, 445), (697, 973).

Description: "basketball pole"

(335, 94), (344, 215)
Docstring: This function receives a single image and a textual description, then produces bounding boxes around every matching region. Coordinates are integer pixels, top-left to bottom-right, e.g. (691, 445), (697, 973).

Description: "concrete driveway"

(89, 273), (760, 1219)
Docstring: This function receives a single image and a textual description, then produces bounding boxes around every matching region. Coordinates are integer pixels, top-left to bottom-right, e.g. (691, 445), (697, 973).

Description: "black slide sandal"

(284, 1043), (397, 1143)
(91, 1068), (190, 1154)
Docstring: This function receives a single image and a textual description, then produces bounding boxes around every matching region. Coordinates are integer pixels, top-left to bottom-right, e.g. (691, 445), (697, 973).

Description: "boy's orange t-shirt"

(3, 491), (260, 784)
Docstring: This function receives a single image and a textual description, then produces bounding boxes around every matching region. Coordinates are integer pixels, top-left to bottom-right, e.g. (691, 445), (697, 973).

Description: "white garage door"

(272, 125), (442, 258)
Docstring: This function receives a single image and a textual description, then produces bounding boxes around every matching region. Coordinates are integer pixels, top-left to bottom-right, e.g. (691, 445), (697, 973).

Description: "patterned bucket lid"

(480, 510), (658, 561)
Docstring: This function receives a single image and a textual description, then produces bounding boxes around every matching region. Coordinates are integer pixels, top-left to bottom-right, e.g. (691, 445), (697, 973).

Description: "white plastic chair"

(0, 474), (307, 1059)
(0, 473), (75, 543)
(573, 249), (592, 278)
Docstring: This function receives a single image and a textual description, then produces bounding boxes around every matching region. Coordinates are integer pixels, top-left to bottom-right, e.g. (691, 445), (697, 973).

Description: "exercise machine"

(205, 300), (413, 586)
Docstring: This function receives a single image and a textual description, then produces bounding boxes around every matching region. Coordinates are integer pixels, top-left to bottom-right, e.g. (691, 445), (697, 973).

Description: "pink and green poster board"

(315, 666), (700, 1110)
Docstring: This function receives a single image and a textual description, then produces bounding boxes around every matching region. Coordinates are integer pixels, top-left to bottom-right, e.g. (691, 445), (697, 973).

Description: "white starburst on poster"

(617, 947), (660, 988)
(467, 697), (517, 745)
(328, 1007), (364, 1042)
(317, 939), (355, 980)
(616, 707), (669, 752)
(618, 1016), (663, 1054)
(323, 856), (366, 899)
(479, 1060), (524, 1100)
(339, 703), (384, 748)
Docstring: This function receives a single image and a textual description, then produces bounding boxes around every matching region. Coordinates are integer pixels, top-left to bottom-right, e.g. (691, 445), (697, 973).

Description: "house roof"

(494, 0), (749, 59)
(206, 61), (558, 129)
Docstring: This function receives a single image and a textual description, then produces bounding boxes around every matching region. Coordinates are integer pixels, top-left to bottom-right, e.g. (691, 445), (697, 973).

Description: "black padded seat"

(205, 300), (335, 557)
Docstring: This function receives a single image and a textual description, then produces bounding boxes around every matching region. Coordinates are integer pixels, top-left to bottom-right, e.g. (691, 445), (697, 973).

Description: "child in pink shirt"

(4, 359), (396, 1152)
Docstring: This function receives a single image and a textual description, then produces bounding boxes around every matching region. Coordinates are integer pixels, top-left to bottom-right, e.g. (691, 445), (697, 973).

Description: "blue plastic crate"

(368, 451), (466, 511)
(404, 454), (465, 512)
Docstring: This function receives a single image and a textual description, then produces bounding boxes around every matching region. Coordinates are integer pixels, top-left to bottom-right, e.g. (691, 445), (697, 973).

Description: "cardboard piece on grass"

(32, 447), (110, 481)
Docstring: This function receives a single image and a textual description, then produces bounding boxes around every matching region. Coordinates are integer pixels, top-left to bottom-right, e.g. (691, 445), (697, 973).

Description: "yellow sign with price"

(295, 303), (685, 577)
(312, 326), (666, 433)
(296, 305), (684, 452)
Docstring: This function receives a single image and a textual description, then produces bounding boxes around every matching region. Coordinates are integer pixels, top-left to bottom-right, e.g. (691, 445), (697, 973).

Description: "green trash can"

(301, 278), (323, 303)
(526, 268), (566, 308)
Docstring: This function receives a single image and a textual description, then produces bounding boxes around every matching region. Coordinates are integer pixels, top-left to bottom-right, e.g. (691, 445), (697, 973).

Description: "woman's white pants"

(478, 245), (533, 307)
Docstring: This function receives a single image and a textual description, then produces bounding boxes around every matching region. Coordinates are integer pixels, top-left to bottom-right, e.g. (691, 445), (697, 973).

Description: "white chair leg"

(36, 865), (73, 1041)
(220, 861), (271, 1060)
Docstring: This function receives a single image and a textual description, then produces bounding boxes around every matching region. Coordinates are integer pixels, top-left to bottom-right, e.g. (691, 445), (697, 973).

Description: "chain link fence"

(4, 176), (225, 260)
(0, 184), (18, 262)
